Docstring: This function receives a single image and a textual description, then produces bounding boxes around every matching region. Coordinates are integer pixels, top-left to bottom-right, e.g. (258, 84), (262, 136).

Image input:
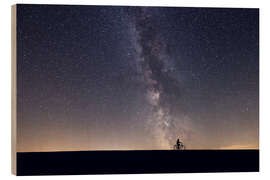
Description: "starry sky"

(16, 4), (259, 152)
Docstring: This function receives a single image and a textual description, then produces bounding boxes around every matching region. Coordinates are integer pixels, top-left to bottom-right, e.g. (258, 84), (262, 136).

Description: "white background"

(0, 0), (269, 179)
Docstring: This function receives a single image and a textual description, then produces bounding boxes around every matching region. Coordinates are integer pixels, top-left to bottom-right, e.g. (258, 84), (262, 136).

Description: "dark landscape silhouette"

(17, 149), (259, 175)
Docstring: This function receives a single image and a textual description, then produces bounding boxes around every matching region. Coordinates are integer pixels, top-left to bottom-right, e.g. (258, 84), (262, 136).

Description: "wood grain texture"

(11, 4), (17, 175)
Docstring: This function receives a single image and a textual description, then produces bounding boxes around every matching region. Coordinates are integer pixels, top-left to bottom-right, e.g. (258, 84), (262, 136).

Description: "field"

(17, 150), (259, 175)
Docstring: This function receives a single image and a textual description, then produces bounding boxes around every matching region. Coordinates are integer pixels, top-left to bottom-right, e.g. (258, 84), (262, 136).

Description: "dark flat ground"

(17, 150), (259, 175)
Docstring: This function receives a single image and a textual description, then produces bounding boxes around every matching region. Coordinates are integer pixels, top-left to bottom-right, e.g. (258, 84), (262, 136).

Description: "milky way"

(128, 7), (194, 148)
(17, 5), (259, 152)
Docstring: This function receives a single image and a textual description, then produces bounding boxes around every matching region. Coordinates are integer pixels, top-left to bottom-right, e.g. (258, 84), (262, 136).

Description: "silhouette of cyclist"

(176, 139), (181, 150)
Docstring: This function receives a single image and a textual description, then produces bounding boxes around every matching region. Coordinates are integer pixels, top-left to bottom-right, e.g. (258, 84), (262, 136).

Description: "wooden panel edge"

(11, 4), (17, 175)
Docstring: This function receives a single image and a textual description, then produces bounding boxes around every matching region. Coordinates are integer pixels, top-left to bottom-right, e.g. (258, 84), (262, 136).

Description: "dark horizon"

(18, 148), (259, 153)
(17, 149), (259, 175)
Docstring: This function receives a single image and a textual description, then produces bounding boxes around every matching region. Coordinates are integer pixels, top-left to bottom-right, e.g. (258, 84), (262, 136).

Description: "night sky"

(17, 5), (259, 152)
